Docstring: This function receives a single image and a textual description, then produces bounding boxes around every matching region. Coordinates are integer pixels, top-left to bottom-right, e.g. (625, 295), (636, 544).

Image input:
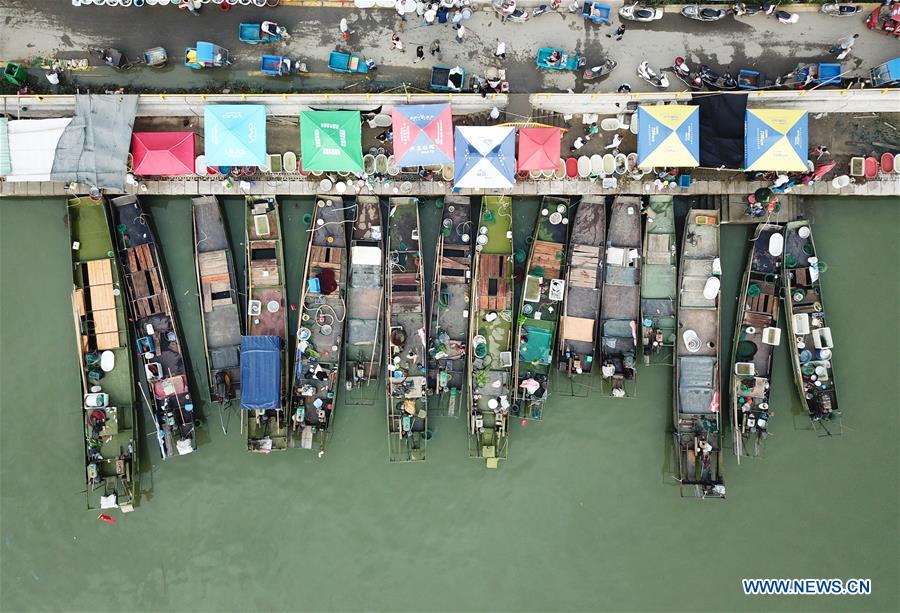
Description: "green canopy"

(300, 110), (363, 173)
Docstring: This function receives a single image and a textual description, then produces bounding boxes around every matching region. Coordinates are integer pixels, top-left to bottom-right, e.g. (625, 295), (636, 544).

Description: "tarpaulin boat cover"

(1, 117), (72, 182)
(132, 132), (195, 176)
(50, 94), (138, 189)
(240, 335), (282, 410)
(391, 103), (454, 167)
(678, 356), (718, 414)
(693, 93), (747, 170)
(517, 127), (561, 172)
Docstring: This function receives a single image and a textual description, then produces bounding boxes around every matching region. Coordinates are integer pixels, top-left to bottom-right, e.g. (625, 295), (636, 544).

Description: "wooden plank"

(95, 331), (119, 351)
(202, 281), (213, 313)
(74, 288), (86, 317)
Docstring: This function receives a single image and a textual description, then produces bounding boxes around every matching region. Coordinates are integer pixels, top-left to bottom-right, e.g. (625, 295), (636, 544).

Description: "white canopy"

(2, 118), (72, 182)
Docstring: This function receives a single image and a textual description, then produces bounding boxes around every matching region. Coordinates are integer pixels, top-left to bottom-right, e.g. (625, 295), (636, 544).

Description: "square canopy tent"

(300, 110), (364, 173)
(131, 132), (195, 176)
(391, 103), (454, 168)
(744, 109), (808, 172)
(517, 127), (561, 172)
(637, 105), (700, 170)
(453, 126), (517, 189)
(239, 336), (282, 411)
(204, 104), (267, 167)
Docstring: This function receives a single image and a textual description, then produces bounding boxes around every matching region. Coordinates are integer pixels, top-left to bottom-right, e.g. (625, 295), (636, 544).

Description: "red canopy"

(132, 132), (195, 176)
(517, 127), (561, 172)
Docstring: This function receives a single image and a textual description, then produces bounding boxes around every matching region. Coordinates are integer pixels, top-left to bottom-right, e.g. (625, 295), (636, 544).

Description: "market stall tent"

(131, 132), (195, 176)
(204, 104), (267, 167)
(744, 108), (808, 172)
(300, 110), (363, 173)
(453, 126), (516, 189)
(517, 127), (561, 172)
(391, 103), (454, 167)
(637, 105), (700, 169)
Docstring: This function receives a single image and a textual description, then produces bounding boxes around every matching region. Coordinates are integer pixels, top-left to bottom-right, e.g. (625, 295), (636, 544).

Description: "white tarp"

(351, 245), (382, 267)
(3, 118), (72, 182)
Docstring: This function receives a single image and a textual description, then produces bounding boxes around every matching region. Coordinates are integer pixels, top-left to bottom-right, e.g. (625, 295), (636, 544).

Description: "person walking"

(495, 41), (506, 60)
(607, 24), (625, 41)
(414, 45), (425, 63)
(455, 24), (467, 44)
(339, 17), (351, 42)
(430, 40), (441, 57)
(829, 33), (858, 56)
(391, 33), (405, 52)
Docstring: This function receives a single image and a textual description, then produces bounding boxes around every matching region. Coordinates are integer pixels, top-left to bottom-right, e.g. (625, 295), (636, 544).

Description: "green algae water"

(1, 196), (897, 612)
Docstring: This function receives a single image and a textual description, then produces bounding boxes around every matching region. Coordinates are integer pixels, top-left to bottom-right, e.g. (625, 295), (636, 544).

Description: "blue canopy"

(453, 126), (516, 189)
(204, 104), (267, 167)
(240, 336), (282, 410)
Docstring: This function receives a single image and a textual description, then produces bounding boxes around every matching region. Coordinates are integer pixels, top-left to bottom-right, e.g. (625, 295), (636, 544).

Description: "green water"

(1, 196), (897, 612)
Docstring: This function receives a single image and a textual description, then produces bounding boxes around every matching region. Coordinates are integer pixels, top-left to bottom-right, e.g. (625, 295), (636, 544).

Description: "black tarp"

(693, 93), (747, 169)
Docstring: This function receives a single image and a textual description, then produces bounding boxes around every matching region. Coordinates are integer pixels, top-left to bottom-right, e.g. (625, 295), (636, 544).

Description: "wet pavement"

(1, 1), (896, 94)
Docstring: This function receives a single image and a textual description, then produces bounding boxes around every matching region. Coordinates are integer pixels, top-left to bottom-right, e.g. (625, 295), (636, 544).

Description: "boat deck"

(291, 197), (348, 448)
(559, 196), (605, 373)
(345, 195), (384, 383)
(641, 196), (676, 364)
(600, 197), (642, 384)
(193, 196), (241, 398)
(429, 196), (473, 401)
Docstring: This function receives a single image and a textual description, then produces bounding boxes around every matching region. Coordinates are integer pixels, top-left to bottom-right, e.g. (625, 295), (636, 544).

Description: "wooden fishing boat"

(731, 223), (784, 459)
(385, 197), (428, 462)
(344, 195), (384, 389)
(68, 196), (139, 512)
(673, 208), (724, 498)
(428, 195), (474, 418)
(514, 196), (571, 419)
(243, 196), (289, 453)
(191, 196), (242, 435)
(468, 196), (513, 467)
(640, 196), (677, 366)
(599, 196), (642, 397)
(558, 196), (605, 382)
(783, 220), (839, 429)
(109, 194), (196, 458)
(289, 195), (348, 452)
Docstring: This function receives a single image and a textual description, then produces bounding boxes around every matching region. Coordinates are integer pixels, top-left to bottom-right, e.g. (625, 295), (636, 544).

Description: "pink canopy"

(132, 132), (195, 176)
(517, 127), (561, 172)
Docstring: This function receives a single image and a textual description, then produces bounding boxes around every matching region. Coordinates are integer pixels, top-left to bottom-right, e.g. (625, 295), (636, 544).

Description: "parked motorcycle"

(533, 0), (561, 17)
(821, 2), (863, 16)
(732, 2), (764, 16)
(583, 58), (617, 81)
(681, 5), (729, 21)
(619, 2), (664, 21)
(494, 0), (529, 22)
(672, 56), (703, 89)
(637, 61), (669, 88)
(699, 64), (737, 89)
(765, 4), (799, 23)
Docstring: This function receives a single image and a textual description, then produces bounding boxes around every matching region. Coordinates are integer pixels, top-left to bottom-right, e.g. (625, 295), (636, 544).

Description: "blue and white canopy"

(744, 109), (808, 172)
(204, 104), (267, 167)
(637, 105), (700, 169)
(453, 126), (516, 189)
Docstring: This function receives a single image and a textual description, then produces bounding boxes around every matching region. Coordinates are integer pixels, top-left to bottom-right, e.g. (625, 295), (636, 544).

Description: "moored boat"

(674, 208), (724, 498)
(289, 195), (348, 452)
(385, 197), (428, 462)
(558, 196), (606, 382)
(783, 220), (840, 429)
(109, 194), (196, 458)
(345, 195), (385, 389)
(469, 196), (514, 467)
(428, 195), (474, 418)
(514, 196), (571, 419)
(599, 196), (642, 397)
(243, 196), (289, 453)
(192, 196), (242, 434)
(68, 196), (139, 512)
(731, 223), (784, 459)
(640, 196), (677, 366)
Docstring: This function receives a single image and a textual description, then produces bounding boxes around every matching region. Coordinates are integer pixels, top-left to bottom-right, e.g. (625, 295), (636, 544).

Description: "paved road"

(0, 1), (895, 94)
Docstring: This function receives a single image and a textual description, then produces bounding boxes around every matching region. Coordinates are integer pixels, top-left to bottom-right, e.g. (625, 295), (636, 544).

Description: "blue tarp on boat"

(239, 336), (281, 410)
